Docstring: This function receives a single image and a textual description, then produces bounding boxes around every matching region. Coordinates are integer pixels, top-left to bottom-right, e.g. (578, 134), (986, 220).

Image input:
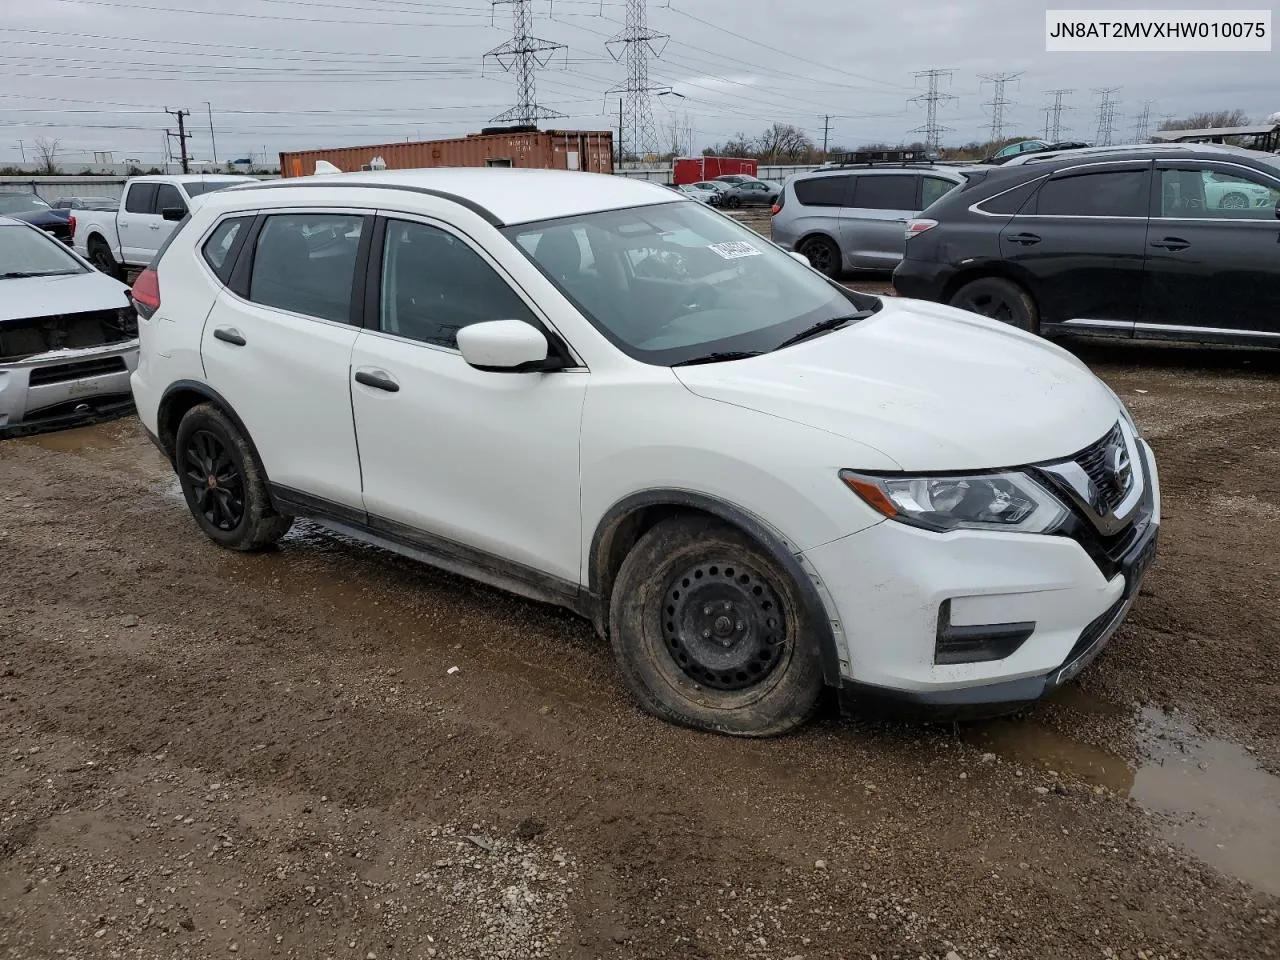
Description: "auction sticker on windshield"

(708, 241), (762, 260)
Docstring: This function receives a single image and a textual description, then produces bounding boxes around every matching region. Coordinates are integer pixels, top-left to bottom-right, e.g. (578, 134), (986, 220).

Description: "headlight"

(840, 470), (1068, 534)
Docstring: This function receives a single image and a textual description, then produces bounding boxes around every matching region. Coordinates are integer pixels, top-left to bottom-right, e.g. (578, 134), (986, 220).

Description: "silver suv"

(771, 159), (967, 277)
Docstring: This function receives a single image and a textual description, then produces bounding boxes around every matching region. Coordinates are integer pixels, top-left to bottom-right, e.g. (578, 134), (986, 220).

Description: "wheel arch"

(940, 261), (1041, 311)
(588, 489), (847, 686)
(157, 380), (266, 477)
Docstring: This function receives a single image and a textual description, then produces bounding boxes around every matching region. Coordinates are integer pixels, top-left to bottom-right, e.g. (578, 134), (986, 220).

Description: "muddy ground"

(3, 311), (1280, 960)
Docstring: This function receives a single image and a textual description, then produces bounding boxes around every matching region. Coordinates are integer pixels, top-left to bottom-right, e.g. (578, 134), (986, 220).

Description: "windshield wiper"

(773, 311), (873, 351)
(0, 270), (78, 279)
(670, 350), (764, 367)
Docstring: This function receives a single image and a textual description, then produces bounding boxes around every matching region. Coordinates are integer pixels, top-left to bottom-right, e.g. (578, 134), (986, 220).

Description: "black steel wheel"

(661, 561), (787, 691)
(608, 516), (824, 737)
(182, 429), (245, 532)
(948, 276), (1039, 334)
(173, 403), (292, 551)
(799, 236), (841, 278)
(88, 236), (123, 279)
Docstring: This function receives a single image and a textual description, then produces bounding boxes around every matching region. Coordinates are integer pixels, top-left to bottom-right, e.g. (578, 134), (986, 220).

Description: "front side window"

(853, 175), (918, 211)
(1034, 169), (1149, 218)
(247, 213), (363, 323)
(1158, 167), (1280, 217)
(0, 223), (88, 277)
(124, 183), (158, 215)
(504, 200), (874, 366)
(379, 219), (537, 349)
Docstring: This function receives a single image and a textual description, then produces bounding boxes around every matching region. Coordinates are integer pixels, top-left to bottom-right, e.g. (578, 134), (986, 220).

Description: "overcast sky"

(2, 0), (1276, 165)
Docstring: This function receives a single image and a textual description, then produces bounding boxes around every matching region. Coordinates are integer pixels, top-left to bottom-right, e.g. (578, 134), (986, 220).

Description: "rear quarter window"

(975, 178), (1043, 215)
(201, 216), (253, 284)
(793, 176), (852, 207)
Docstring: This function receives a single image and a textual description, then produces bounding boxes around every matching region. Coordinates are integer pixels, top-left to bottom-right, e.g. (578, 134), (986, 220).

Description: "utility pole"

(484, 0), (566, 126)
(606, 0), (671, 160)
(204, 101), (218, 165)
(822, 115), (832, 157)
(980, 72), (1022, 143)
(165, 107), (191, 173)
(1044, 88), (1074, 141)
(617, 98), (624, 165)
(908, 69), (956, 153)
(1093, 87), (1121, 146)
(1131, 99), (1154, 143)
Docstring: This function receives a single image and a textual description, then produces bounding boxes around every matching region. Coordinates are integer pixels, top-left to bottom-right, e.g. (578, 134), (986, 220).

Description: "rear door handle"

(1006, 232), (1042, 245)
(213, 327), (246, 346)
(1150, 237), (1190, 251)
(354, 369), (400, 393)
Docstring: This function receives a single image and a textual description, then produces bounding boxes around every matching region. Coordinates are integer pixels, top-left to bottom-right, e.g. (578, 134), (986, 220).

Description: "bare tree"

(33, 137), (62, 175)
(1158, 109), (1249, 131)
(663, 111), (696, 158)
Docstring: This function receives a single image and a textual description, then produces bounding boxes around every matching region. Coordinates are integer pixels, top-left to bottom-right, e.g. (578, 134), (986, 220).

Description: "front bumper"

(0, 340), (139, 435)
(802, 438), (1160, 716)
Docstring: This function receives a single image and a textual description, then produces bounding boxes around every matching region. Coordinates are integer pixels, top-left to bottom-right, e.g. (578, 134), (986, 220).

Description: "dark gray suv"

(771, 155), (967, 277)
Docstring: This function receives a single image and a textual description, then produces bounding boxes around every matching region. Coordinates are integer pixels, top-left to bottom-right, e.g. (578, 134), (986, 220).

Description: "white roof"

(220, 168), (681, 225)
(131, 174), (258, 184)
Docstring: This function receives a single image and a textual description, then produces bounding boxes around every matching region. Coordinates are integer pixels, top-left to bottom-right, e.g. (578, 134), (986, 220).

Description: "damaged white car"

(1, 216), (138, 434)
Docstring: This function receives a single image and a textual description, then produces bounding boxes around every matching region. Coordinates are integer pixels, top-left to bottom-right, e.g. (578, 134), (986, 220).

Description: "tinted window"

(853, 174), (918, 211)
(202, 217), (251, 282)
(380, 220), (537, 349)
(0, 194), (50, 213)
(977, 178), (1041, 215)
(921, 176), (957, 209)
(248, 214), (363, 323)
(184, 179), (251, 198)
(1034, 169), (1148, 217)
(1158, 167), (1280, 218)
(125, 183), (158, 214)
(154, 183), (186, 215)
(794, 176), (852, 207)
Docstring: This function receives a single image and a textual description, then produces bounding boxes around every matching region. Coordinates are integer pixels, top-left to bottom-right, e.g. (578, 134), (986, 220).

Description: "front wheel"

(175, 403), (292, 551)
(948, 277), (1040, 334)
(1220, 191), (1249, 209)
(608, 517), (824, 737)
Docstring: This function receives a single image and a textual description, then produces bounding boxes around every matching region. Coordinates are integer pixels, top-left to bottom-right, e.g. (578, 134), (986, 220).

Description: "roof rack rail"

(827, 149), (936, 167)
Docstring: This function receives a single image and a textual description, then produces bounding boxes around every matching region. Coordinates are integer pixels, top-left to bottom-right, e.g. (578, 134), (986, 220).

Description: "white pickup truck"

(74, 174), (257, 277)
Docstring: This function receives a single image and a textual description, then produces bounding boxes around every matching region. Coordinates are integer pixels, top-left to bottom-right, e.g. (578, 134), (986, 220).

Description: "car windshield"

(0, 223), (87, 276)
(504, 201), (877, 366)
(183, 179), (250, 198)
(0, 194), (52, 213)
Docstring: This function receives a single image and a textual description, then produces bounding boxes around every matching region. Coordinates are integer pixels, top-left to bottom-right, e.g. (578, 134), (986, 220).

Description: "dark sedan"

(892, 143), (1280, 347)
(719, 180), (781, 209)
(0, 192), (74, 244)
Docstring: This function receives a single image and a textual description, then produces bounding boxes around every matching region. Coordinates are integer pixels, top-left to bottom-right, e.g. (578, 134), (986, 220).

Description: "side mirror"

(789, 250), (811, 267)
(457, 319), (560, 372)
(161, 207), (186, 222)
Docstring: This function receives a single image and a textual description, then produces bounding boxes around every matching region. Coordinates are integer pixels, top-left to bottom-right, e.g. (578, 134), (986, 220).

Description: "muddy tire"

(799, 235), (841, 278)
(87, 235), (124, 280)
(948, 276), (1039, 334)
(174, 403), (292, 551)
(608, 517), (824, 737)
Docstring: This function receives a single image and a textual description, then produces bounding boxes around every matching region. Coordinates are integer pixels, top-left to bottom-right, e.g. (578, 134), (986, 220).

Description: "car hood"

(673, 298), (1121, 472)
(1, 270), (132, 323)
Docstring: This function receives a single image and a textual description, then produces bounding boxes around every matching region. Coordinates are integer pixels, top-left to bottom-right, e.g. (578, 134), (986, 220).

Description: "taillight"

(132, 267), (161, 319)
(770, 204), (781, 216)
(905, 218), (938, 240)
(68, 215), (77, 240)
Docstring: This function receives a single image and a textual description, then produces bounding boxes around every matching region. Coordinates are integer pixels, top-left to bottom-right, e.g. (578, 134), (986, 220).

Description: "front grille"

(1074, 422), (1128, 514)
(0, 307), (135, 362)
(27, 355), (127, 386)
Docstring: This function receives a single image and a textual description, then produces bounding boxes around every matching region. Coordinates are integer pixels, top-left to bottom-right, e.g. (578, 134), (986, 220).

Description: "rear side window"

(248, 214), (365, 323)
(125, 183), (158, 215)
(155, 183), (186, 216)
(794, 176), (852, 207)
(977, 178), (1042, 215)
(852, 175), (918, 211)
(202, 216), (252, 283)
(1033, 169), (1149, 218)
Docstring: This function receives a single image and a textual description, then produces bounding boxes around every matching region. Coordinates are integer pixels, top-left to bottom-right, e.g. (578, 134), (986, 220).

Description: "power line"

(1093, 87), (1121, 145)
(980, 72), (1022, 142)
(908, 69), (956, 152)
(1043, 88), (1074, 140)
(483, 0), (566, 125)
(606, 0), (669, 159)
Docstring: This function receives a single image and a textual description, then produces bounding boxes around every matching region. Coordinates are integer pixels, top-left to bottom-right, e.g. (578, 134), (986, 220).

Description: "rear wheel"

(726, 195), (741, 209)
(87, 236), (123, 280)
(608, 517), (824, 737)
(175, 403), (292, 551)
(948, 277), (1039, 334)
(799, 236), (841, 278)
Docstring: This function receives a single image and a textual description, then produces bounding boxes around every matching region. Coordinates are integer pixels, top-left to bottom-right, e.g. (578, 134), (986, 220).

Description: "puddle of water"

(963, 704), (1280, 896)
(21, 418), (167, 480)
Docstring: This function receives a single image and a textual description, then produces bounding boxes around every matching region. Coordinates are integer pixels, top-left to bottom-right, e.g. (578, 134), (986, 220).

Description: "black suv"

(892, 144), (1280, 345)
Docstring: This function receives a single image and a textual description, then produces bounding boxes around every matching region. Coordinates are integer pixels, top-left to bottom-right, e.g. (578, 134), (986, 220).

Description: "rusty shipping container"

(280, 129), (615, 178)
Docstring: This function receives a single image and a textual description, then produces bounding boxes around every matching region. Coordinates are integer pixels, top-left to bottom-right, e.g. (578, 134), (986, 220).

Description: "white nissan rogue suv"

(130, 168), (1159, 736)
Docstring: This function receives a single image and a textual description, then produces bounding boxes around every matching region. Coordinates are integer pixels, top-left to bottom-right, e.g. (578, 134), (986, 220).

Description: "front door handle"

(1006, 232), (1042, 246)
(1150, 237), (1190, 251)
(354, 370), (400, 393)
(213, 327), (246, 346)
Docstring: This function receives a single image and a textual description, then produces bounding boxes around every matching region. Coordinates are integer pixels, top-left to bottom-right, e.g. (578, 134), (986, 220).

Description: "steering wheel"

(651, 282), (722, 336)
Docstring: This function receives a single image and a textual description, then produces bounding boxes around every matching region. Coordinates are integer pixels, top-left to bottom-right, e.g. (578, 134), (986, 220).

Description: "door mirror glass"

(457, 319), (551, 371)
(161, 207), (186, 222)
